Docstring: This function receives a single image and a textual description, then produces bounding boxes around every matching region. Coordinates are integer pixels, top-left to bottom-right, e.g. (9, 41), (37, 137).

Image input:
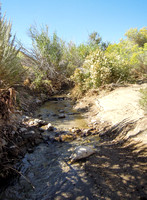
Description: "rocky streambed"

(0, 96), (101, 200)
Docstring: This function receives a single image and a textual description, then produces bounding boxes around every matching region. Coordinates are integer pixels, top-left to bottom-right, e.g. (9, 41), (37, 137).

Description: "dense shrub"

(125, 27), (147, 47)
(72, 27), (147, 95)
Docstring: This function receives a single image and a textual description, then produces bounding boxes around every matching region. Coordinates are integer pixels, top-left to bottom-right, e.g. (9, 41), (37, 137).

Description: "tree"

(89, 31), (102, 46)
(88, 31), (110, 51)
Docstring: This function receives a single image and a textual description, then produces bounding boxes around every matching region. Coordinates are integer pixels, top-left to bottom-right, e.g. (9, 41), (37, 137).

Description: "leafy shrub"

(29, 25), (63, 79)
(0, 13), (24, 88)
(31, 72), (53, 93)
(83, 49), (111, 88)
(125, 27), (147, 47)
(72, 47), (133, 93)
(106, 39), (147, 80)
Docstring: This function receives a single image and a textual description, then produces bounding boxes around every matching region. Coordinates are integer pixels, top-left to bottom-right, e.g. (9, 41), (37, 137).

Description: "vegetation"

(72, 27), (147, 95)
(0, 11), (24, 89)
(0, 6), (146, 95)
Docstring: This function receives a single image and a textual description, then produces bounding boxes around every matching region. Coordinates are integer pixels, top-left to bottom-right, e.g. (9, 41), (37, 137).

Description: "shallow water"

(0, 141), (98, 200)
(0, 97), (98, 200)
(35, 97), (88, 130)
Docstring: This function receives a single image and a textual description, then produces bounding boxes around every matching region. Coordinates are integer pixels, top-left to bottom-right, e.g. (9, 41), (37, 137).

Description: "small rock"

(70, 127), (81, 134)
(20, 128), (27, 133)
(36, 99), (42, 104)
(58, 114), (66, 118)
(29, 119), (48, 127)
(82, 129), (91, 135)
(28, 130), (35, 134)
(47, 123), (54, 131)
(58, 109), (64, 113)
(22, 131), (35, 139)
(22, 115), (30, 122)
(40, 93), (47, 100)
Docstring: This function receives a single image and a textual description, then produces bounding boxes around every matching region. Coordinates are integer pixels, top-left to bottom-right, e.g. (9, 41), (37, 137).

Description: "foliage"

(72, 49), (112, 91)
(106, 39), (147, 80)
(29, 25), (63, 79)
(125, 27), (147, 47)
(0, 12), (24, 89)
(139, 87), (147, 112)
(30, 72), (53, 93)
(60, 42), (91, 77)
(25, 25), (147, 95)
(28, 25), (66, 92)
(72, 27), (147, 95)
(88, 31), (110, 51)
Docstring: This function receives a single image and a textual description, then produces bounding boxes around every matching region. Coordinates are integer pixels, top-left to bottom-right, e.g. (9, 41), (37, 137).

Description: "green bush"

(72, 48), (132, 93)
(31, 72), (53, 93)
(0, 13), (24, 88)
(125, 27), (147, 47)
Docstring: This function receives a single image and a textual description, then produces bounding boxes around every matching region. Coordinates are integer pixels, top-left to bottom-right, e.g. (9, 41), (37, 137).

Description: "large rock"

(70, 146), (95, 163)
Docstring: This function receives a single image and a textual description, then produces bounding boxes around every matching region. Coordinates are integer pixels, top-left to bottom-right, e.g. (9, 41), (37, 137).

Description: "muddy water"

(35, 97), (88, 130)
(0, 97), (98, 200)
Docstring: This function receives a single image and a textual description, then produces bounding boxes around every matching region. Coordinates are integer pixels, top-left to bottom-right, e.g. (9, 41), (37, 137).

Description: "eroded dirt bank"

(74, 83), (147, 144)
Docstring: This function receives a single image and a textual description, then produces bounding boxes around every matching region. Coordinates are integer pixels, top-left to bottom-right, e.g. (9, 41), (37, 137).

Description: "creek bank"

(0, 86), (50, 184)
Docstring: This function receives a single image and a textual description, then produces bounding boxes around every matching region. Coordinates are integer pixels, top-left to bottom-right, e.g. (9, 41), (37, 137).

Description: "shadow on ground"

(85, 120), (147, 200)
(0, 120), (147, 200)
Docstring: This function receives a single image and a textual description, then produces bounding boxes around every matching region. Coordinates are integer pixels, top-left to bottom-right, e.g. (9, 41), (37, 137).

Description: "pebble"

(20, 128), (27, 133)
(47, 123), (54, 131)
(58, 114), (66, 118)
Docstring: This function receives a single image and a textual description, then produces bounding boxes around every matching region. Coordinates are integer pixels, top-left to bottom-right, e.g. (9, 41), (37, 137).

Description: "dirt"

(74, 83), (147, 144)
(74, 83), (147, 199)
(85, 137), (147, 200)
